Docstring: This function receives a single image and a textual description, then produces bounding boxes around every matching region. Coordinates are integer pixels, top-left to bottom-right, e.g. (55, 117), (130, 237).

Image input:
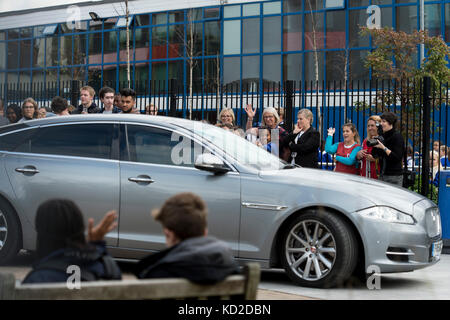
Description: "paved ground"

(3, 251), (449, 300)
(258, 254), (450, 300)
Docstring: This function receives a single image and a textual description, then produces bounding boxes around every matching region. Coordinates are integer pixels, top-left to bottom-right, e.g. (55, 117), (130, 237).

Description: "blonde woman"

(285, 109), (320, 168)
(218, 108), (235, 126)
(356, 115), (382, 179)
(245, 105), (289, 159)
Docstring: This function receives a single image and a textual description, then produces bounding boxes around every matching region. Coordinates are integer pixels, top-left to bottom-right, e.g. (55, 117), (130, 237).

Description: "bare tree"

(305, 0), (323, 136)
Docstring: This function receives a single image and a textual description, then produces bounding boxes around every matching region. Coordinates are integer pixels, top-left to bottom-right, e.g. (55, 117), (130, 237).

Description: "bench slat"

(1, 263), (261, 300)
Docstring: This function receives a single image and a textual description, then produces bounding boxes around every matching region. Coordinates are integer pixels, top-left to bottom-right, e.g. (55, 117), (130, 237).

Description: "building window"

(305, 12), (324, 50)
(263, 54), (281, 86)
(283, 53), (302, 83)
(349, 9), (370, 48)
(326, 10), (345, 49)
(223, 56), (240, 86)
(223, 20), (240, 55)
(284, 14), (302, 51)
(396, 6), (417, 33)
(263, 16), (281, 52)
(224, 5), (241, 18)
(243, 18), (260, 54)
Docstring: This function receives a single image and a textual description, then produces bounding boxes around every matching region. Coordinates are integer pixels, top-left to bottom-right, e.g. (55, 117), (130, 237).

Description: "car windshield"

(176, 121), (286, 171)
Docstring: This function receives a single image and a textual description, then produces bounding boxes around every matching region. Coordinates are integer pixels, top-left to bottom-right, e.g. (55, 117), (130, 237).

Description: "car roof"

(1, 114), (198, 133)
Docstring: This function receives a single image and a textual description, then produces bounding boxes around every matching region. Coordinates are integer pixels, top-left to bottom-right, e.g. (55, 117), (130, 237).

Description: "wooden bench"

(0, 263), (260, 300)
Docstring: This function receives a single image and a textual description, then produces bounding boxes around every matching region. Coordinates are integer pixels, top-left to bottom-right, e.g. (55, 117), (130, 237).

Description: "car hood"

(259, 167), (425, 214)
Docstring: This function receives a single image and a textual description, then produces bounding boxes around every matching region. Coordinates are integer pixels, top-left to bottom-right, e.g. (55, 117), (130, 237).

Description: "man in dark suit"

(286, 109), (320, 168)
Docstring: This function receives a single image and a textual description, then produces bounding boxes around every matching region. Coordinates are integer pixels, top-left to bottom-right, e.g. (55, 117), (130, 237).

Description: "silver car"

(0, 115), (442, 288)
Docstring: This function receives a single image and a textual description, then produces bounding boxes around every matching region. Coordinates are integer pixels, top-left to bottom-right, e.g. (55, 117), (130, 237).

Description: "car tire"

(0, 198), (21, 265)
(280, 209), (358, 288)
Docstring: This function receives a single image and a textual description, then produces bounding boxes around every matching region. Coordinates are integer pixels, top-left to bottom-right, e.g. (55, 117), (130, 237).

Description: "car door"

(2, 122), (120, 247)
(118, 123), (241, 255)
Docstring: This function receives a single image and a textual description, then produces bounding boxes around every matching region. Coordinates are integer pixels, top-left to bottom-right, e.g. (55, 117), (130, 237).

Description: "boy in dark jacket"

(135, 193), (239, 284)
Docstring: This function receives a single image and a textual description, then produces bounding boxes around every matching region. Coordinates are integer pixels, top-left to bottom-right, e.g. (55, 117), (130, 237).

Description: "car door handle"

(128, 176), (155, 184)
(15, 167), (40, 174)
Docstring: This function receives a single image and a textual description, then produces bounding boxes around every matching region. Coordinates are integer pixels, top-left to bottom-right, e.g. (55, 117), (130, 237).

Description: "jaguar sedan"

(0, 115), (442, 288)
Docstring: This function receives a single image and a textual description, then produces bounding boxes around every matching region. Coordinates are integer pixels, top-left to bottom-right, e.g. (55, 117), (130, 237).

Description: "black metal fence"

(1, 78), (449, 203)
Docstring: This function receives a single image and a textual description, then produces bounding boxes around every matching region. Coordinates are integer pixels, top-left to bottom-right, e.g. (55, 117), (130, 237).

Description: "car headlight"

(425, 207), (441, 238)
(357, 206), (415, 225)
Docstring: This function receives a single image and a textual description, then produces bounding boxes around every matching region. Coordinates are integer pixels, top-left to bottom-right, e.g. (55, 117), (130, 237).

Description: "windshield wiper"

(282, 164), (298, 169)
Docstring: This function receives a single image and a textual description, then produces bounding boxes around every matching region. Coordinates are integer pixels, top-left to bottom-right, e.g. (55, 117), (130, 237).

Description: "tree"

(359, 27), (450, 146)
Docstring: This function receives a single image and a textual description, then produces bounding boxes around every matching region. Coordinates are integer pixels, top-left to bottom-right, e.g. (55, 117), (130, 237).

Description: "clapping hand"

(88, 210), (118, 242)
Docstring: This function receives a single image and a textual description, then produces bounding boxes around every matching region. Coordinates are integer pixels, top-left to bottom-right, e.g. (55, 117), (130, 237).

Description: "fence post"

(284, 80), (294, 132)
(169, 79), (177, 117)
(421, 77), (431, 197)
(71, 80), (80, 108)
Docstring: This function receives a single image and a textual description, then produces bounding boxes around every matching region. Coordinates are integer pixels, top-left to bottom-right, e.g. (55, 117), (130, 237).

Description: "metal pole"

(421, 77), (431, 196)
(420, 0), (425, 66)
(126, 0), (131, 88)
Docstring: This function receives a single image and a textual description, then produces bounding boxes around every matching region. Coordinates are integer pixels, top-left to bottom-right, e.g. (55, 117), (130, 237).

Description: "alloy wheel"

(285, 220), (337, 281)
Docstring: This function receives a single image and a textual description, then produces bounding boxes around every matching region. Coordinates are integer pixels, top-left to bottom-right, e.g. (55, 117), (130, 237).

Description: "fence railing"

(1, 78), (448, 203)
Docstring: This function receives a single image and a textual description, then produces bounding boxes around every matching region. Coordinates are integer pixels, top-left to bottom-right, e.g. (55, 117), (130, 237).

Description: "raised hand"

(87, 210), (118, 242)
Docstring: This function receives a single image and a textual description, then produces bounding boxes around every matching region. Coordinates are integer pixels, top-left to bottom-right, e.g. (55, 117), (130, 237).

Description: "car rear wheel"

(0, 199), (21, 264)
(280, 209), (358, 288)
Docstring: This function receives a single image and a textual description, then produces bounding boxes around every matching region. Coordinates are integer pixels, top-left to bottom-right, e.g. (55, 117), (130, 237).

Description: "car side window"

(122, 124), (203, 167)
(18, 124), (114, 159)
(0, 128), (37, 152)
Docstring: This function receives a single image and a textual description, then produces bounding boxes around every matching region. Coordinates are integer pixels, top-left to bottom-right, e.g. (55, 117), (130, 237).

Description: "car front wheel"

(280, 209), (358, 288)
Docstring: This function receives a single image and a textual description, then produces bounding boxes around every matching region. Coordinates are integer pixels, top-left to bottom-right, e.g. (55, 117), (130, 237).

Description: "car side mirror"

(195, 153), (231, 174)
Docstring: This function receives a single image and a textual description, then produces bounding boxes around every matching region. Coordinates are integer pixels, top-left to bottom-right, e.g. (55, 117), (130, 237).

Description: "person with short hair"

(72, 86), (100, 114)
(119, 88), (140, 114)
(373, 111), (405, 186)
(99, 86), (120, 114)
(135, 192), (239, 284)
(218, 108), (235, 126)
(51, 96), (70, 116)
(326, 123), (362, 175)
(285, 109), (320, 168)
(22, 199), (122, 284)
(18, 98), (38, 122)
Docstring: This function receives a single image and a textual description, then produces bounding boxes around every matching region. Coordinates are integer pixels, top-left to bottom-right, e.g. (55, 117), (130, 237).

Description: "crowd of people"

(0, 86), (159, 126)
(1, 89), (448, 187)
(213, 106), (449, 188)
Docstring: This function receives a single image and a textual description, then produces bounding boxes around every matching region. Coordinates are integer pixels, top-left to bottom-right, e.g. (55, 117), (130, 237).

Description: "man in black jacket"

(135, 193), (239, 284)
(286, 109), (320, 168)
(72, 86), (100, 114)
(373, 112), (404, 186)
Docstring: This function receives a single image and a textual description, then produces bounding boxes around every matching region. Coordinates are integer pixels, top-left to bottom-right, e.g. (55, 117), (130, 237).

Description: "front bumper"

(355, 202), (442, 273)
